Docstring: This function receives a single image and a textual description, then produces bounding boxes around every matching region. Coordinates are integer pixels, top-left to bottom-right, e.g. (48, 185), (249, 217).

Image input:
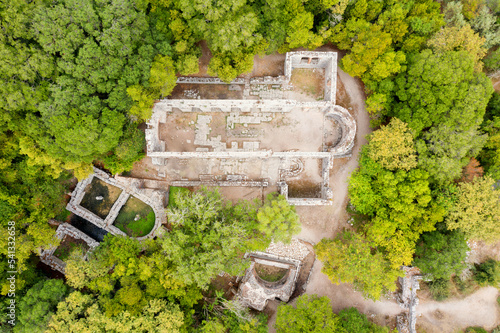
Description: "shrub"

(473, 259), (500, 286)
(427, 278), (451, 301)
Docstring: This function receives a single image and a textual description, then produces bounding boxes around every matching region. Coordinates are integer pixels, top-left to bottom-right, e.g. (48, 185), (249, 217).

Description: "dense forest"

(1, 0), (500, 331)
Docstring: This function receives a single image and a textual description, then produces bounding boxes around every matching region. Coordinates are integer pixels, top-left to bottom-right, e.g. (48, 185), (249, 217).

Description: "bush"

(465, 327), (488, 333)
(473, 259), (500, 286)
(168, 186), (191, 208)
(484, 48), (500, 72)
(427, 278), (451, 301)
(452, 275), (477, 296)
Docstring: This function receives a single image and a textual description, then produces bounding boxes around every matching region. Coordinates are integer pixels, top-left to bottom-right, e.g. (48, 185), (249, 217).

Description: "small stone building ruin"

(237, 239), (313, 311)
(146, 51), (356, 205)
(66, 167), (165, 240)
(39, 223), (99, 274)
(238, 252), (301, 311)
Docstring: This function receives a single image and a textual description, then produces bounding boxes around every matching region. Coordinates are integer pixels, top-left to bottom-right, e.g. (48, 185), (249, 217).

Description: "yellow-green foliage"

(367, 118), (417, 171)
(315, 232), (404, 300)
(446, 176), (500, 243)
(127, 55), (177, 120)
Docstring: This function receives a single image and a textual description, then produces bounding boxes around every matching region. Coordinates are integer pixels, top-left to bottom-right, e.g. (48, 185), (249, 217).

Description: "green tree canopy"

(275, 294), (341, 333)
(446, 176), (500, 243)
(47, 291), (185, 333)
(162, 188), (300, 288)
(413, 224), (469, 281)
(348, 149), (445, 267)
(65, 235), (203, 315)
(478, 92), (500, 178)
(338, 307), (391, 333)
(315, 232), (403, 300)
(393, 50), (493, 136)
(15, 279), (69, 333)
(365, 118), (417, 171)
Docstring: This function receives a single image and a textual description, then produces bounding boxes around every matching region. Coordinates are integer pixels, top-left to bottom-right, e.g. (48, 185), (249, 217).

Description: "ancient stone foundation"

(146, 51), (357, 206)
(237, 252), (301, 311)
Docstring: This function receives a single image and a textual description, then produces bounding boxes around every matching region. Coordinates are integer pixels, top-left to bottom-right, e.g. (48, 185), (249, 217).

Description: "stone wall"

(396, 267), (422, 333)
(284, 51), (337, 103)
(177, 77), (246, 85)
(327, 106), (356, 157)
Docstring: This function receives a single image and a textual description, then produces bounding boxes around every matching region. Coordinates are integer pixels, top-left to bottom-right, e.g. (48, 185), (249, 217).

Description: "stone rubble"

(266, 238), (310, 261)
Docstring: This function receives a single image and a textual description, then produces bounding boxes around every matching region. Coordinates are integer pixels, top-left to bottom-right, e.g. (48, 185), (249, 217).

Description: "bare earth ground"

(416, 287), (500, 332)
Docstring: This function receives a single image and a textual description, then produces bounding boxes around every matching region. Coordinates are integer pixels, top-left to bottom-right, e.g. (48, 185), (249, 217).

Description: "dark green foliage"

(392, 50), (493, 184)
(101, 124), (145, 175)
(275, 295), (391, 333)
(478, 92), (500, 178)
(54, 209), (72, 222)
(452, 275), (478, 296)
(484, 48), (500, 71)
(413, 225), (469, 281)
(473, 259), (500, 286)
(338, 307), (390, 333)
(348, 147), (445, 267)
(200, 295), (268, 333)
(393, 50), (492, 136)
(16, 279), (69, 333)
(165, 188), (252, 287)
(25, 0), (170, 164)
(163, 188), (300, 288)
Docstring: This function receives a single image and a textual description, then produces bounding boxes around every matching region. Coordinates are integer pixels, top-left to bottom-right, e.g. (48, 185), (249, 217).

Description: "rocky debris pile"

(266, 238), (310, 261)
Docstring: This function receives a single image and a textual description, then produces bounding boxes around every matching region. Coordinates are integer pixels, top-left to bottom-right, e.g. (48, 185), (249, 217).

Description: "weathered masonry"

(146, 51), (356, 205)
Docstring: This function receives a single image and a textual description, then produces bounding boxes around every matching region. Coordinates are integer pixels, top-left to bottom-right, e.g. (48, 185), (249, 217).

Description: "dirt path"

(417, 287), (500, 332)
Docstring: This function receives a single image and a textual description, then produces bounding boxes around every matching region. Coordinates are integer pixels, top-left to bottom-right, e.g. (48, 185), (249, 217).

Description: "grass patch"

(113, 196), (155, 237)
(254, 263), (288, 282)
(53, 236), (89, 261)
(80, 178), (122, 219)
(168, 186), (190, 208)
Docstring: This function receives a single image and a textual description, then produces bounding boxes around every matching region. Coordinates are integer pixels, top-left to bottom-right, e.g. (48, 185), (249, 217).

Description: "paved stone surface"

(266, 238), (310, 261)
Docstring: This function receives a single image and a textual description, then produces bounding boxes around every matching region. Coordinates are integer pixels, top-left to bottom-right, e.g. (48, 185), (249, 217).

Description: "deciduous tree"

(315, 232), (403, 300)
(446, 176), (500, 243)
(413, 225), (469, 280)
(366, 118), (417, 171)
(275, 294), (341, 333)
(16, 279), (69, 333)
